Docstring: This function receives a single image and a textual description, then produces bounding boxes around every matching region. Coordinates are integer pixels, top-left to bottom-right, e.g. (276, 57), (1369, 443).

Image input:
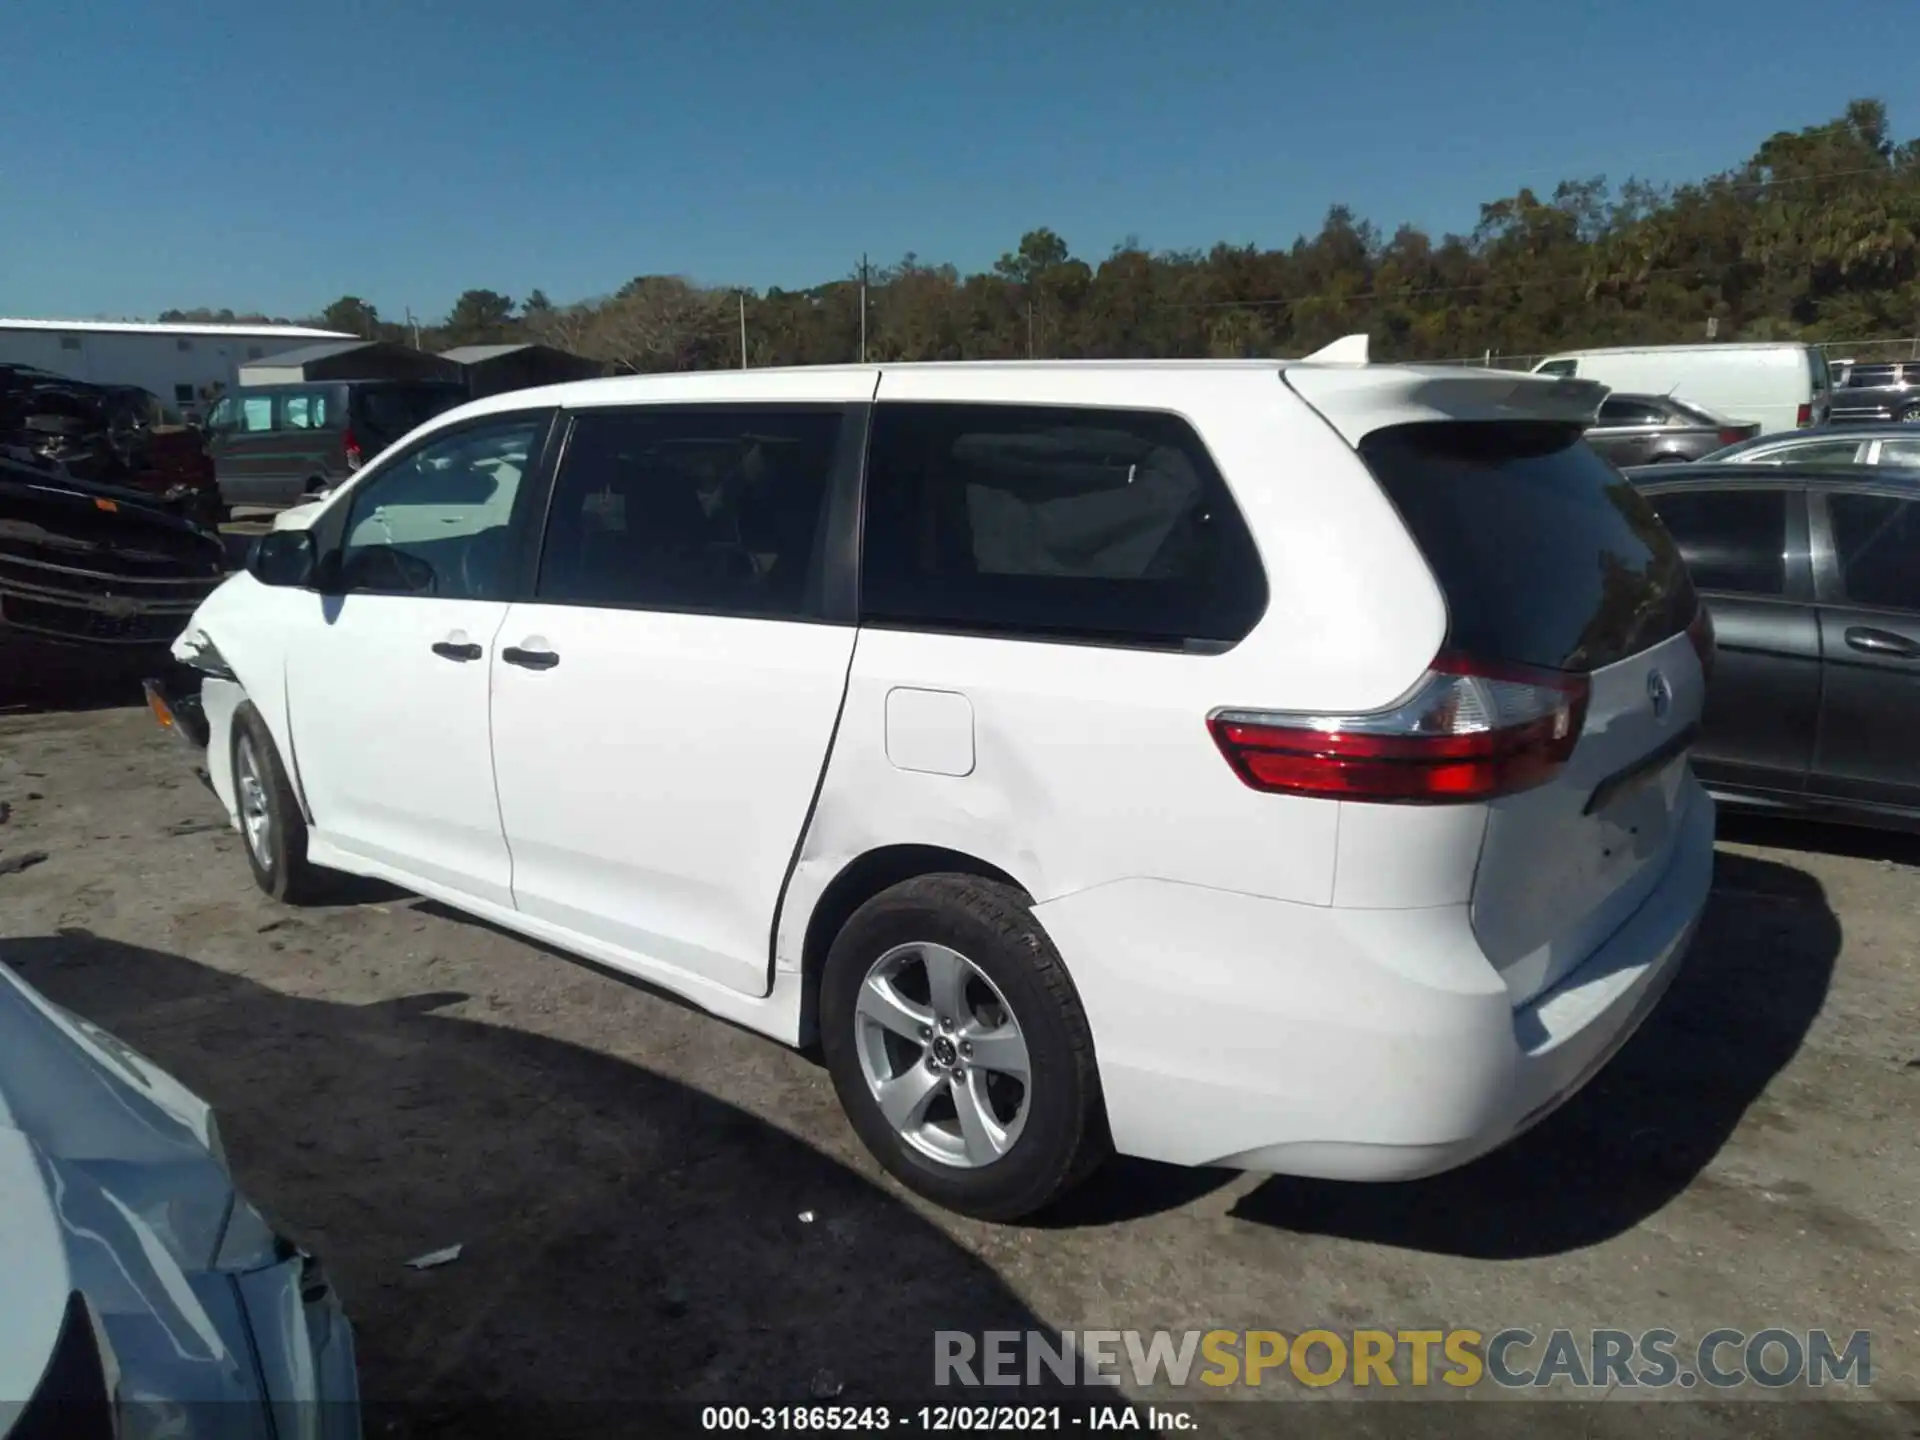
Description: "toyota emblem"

(1647, 668), (1673, 722)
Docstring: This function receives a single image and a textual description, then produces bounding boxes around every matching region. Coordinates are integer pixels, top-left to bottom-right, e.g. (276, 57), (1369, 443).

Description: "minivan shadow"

(1230, 849), (1838, 1258)
(5, 931), (1099, 1436)
(1717, 809), (1920, 867)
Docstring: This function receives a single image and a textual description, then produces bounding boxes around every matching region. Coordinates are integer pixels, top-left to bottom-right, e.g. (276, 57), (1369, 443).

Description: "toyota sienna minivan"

(150, 351), (1716, 1221)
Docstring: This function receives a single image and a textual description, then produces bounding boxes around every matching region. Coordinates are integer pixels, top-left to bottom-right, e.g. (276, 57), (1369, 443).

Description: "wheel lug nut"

(960, 1041), (973, 1057)
(940, 1016), (954, 1032)
(919, 1025), (932, 1040)
(925, 1055), (941, 1072)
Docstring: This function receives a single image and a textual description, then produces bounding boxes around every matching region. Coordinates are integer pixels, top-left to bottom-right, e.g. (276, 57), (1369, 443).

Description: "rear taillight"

(1718, 428), (1748, 447)
(1687, 605), (1716, 685)
(1209, 653), (1590, 805)
(344, 428), (363, 469)
(1796, 403), (1812, 427)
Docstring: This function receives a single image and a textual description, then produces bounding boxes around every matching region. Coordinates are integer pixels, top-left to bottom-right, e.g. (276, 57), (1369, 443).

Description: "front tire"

(819, 874), (1110, 1221)
(230, 702), (328, 904)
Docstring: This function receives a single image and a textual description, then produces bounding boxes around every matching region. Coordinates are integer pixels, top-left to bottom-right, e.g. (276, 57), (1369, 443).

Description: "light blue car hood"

(0, 959), (358, 1438)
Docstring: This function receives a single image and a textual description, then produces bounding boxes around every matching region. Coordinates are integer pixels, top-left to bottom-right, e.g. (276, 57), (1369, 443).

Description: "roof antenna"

(1302, 334), (1369, 365)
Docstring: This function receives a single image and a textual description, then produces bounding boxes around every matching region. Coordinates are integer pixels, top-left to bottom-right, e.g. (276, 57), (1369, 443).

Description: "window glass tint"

(1874, 438), (1920, 468)
(1668, 399), (1722, 427)
(1537, 360), (1577, 377)
(1830, 493), (1920, 611)
(239, 396), (274, 433)
(859, 403), (1267, 648)
(1641, 488), (1788, 597)
(536, 406), (840, 618)
(1760, 438), (1860, 466)
(357, 385), (464, 443)
(207, 397), (237, 430)
(1847, 365), (1897, 390)
(279, 390), (329, 430)
(1361, 422), (1694, 672)
(337, 417), (544, 600)
(1810, 349), (1830, 392)
(1598, 397), (1667, 426)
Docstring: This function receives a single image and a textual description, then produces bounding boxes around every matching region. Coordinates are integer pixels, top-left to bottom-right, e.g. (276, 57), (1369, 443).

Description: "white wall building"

(0, 319), (356, 414)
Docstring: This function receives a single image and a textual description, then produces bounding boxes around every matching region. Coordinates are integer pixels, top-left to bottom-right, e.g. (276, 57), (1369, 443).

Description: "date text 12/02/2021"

(700, 1406), (1193, 1431)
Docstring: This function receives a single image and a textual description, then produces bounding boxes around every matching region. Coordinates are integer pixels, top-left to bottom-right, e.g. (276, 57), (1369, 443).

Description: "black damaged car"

(0, 457), (227, 698)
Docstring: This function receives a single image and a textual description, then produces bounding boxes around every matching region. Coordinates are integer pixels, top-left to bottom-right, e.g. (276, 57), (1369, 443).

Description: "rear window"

(356, 385), (464, 439)
(1360, 421), (1695, 673)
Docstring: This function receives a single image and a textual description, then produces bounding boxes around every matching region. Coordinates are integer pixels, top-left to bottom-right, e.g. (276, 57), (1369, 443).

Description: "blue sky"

(2, 0), (1909, 323)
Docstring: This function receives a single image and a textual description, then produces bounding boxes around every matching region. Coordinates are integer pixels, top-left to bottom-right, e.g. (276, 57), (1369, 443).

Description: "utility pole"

(738, 291), (748, 369)
(859, 254), (868, 364)
(1027, 299), (1035, 359)
(405, 308), (420, 350)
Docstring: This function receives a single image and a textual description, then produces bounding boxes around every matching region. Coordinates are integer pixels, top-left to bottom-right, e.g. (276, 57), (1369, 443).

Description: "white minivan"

(148, 358), (1716, 1220)
(1533, 342), (1831, 435)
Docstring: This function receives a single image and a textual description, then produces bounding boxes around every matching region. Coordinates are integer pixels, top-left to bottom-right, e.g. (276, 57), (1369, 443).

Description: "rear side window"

(239, 396), (274, 433)
(278, 389), (330, 430)
(536, 405), (841, 619)
(1537, 360), (1577, 378)
(860, 403), (1267, 649)
(1640, 488), (1788, 596)
(1829, 493), (1920, 612)
(1847, 365), (1897, 390)
(356, 385), (464, 440)
(1598, 397), (1667, 426)
(1361, 422), (1694, 673)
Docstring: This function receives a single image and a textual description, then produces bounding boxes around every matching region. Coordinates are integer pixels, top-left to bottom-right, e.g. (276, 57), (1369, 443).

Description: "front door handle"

(431, 640), (483, 662)
(1844, 626), (1920, 659)
(501, 645), (560, 671)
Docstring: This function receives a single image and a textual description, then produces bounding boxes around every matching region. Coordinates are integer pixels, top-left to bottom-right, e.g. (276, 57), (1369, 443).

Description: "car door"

(209, 391), (281, 508)
(1806, 485), (1920, 812)
(1588, 397), (1671, 466)
(1637, 481), (1819, 799)
(488, 398), (866, 998)
(282, 409), (557, 906)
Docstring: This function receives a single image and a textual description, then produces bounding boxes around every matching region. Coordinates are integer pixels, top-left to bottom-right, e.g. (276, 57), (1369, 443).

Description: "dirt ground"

(0, 698), (1915, 1438)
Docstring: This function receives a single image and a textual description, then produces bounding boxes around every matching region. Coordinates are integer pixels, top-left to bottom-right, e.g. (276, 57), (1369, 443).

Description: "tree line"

(160, 100), (1919, 371)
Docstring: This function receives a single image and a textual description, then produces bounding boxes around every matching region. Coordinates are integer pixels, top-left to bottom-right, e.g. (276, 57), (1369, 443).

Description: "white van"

(1532, 343), (1831, 435)
(150, 356), (1714, 1221)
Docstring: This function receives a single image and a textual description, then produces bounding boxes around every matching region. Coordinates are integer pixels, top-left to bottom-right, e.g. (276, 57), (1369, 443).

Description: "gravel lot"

(0, 696), (1914, 1438)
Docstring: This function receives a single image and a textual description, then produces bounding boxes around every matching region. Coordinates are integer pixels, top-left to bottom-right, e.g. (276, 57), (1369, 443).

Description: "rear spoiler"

(1282, 364), (1608, 445)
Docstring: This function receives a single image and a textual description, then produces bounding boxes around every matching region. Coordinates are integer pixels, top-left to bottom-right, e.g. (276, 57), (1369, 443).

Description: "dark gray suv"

(1831, 362), (1920, 426)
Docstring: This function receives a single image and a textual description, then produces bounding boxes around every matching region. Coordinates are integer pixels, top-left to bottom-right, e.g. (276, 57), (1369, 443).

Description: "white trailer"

(0, 319), (355, 415)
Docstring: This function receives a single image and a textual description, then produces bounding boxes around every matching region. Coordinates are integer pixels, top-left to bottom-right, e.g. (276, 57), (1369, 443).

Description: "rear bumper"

(1035, 779), (1716, 1180)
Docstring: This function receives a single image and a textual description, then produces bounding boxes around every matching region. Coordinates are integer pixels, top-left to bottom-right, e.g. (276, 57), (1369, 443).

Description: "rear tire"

(230, 702), (329, 904)
(819, 874), (1110, 1221)
(1901, 405), (1920, 425)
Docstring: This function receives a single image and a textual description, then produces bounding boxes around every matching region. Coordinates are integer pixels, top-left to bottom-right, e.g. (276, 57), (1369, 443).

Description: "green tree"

(320, 295), (380, 337)
(442, 289), (517, 345)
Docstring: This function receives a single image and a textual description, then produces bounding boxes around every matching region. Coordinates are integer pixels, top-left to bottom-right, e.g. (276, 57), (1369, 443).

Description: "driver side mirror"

(248, 529), (317, 588)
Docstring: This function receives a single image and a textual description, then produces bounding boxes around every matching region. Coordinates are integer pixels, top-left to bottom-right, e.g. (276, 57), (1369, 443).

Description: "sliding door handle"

(501, 645), (560, 671)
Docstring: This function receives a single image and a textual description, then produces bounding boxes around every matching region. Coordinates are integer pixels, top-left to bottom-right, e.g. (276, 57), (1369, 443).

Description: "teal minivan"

(206, 380), (468, 510)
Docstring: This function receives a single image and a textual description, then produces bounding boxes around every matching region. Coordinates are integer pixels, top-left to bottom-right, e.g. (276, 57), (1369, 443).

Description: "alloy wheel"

(853, 942), (1032, 1169)
(235, 736), (274, 871)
